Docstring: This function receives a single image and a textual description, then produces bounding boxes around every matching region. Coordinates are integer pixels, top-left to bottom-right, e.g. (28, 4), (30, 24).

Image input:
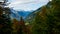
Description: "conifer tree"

(17, 17), (24, 34)
(0, 5), (12, 34)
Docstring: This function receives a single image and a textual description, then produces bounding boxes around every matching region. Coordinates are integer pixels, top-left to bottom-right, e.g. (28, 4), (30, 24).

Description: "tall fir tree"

(0, 0), (12, 34)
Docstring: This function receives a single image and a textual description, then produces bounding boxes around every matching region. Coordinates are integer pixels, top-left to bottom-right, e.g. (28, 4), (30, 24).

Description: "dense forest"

(0, 0), (60, 34)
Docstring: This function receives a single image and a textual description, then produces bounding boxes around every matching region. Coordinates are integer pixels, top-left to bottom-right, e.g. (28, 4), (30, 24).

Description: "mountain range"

(25, 7), (41, 22)
(10, 8), (33, 20)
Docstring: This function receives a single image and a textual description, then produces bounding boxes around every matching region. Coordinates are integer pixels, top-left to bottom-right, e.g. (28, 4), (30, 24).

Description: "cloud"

(0, 0), (4, 2)
(8, 0), (49, 11)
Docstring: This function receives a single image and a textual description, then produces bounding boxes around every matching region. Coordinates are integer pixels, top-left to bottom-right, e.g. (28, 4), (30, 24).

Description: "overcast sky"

(8, 0), (49, 11)
(0, 0), (4, 2)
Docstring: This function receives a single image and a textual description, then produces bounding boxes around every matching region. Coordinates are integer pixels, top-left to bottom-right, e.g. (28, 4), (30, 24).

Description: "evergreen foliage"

(31, 0), (60, 34)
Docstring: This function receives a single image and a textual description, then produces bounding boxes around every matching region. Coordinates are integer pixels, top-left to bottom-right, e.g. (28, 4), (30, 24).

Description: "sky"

(7, 0), (49, 11)
(0, 0), (3, 2)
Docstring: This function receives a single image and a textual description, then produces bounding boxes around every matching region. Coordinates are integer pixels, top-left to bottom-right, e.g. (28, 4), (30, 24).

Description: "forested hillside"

(26, 0), (60, 34)
(0, 0), (60, 34)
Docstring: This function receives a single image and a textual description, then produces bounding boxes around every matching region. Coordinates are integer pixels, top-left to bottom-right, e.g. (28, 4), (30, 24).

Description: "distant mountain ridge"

(10, 8), (32, 20)
(25, 7), (41, 22)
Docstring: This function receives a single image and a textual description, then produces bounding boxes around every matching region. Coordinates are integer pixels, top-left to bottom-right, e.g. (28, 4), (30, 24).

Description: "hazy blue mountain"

(10, 8), (32, 20)
(25, 8), (41, 22)
(17, 11), (31, 18)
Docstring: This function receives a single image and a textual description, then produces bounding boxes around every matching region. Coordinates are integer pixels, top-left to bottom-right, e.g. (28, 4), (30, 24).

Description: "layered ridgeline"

(26, 0), (60, 34)
(10, 8), (32, 20)
(25, 7), (41, 23)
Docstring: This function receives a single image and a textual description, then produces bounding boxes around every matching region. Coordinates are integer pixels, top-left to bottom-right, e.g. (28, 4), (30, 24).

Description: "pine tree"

(0, 5), (12, 34)
(17, 17), (25, 34)
(0, 0), (12, 34)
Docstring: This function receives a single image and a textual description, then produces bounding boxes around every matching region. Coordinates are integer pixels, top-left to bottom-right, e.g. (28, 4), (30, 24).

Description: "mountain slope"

(26, 0), (60, 34)
(25, 7), (41, 22)
(10, 8), (32, 20)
